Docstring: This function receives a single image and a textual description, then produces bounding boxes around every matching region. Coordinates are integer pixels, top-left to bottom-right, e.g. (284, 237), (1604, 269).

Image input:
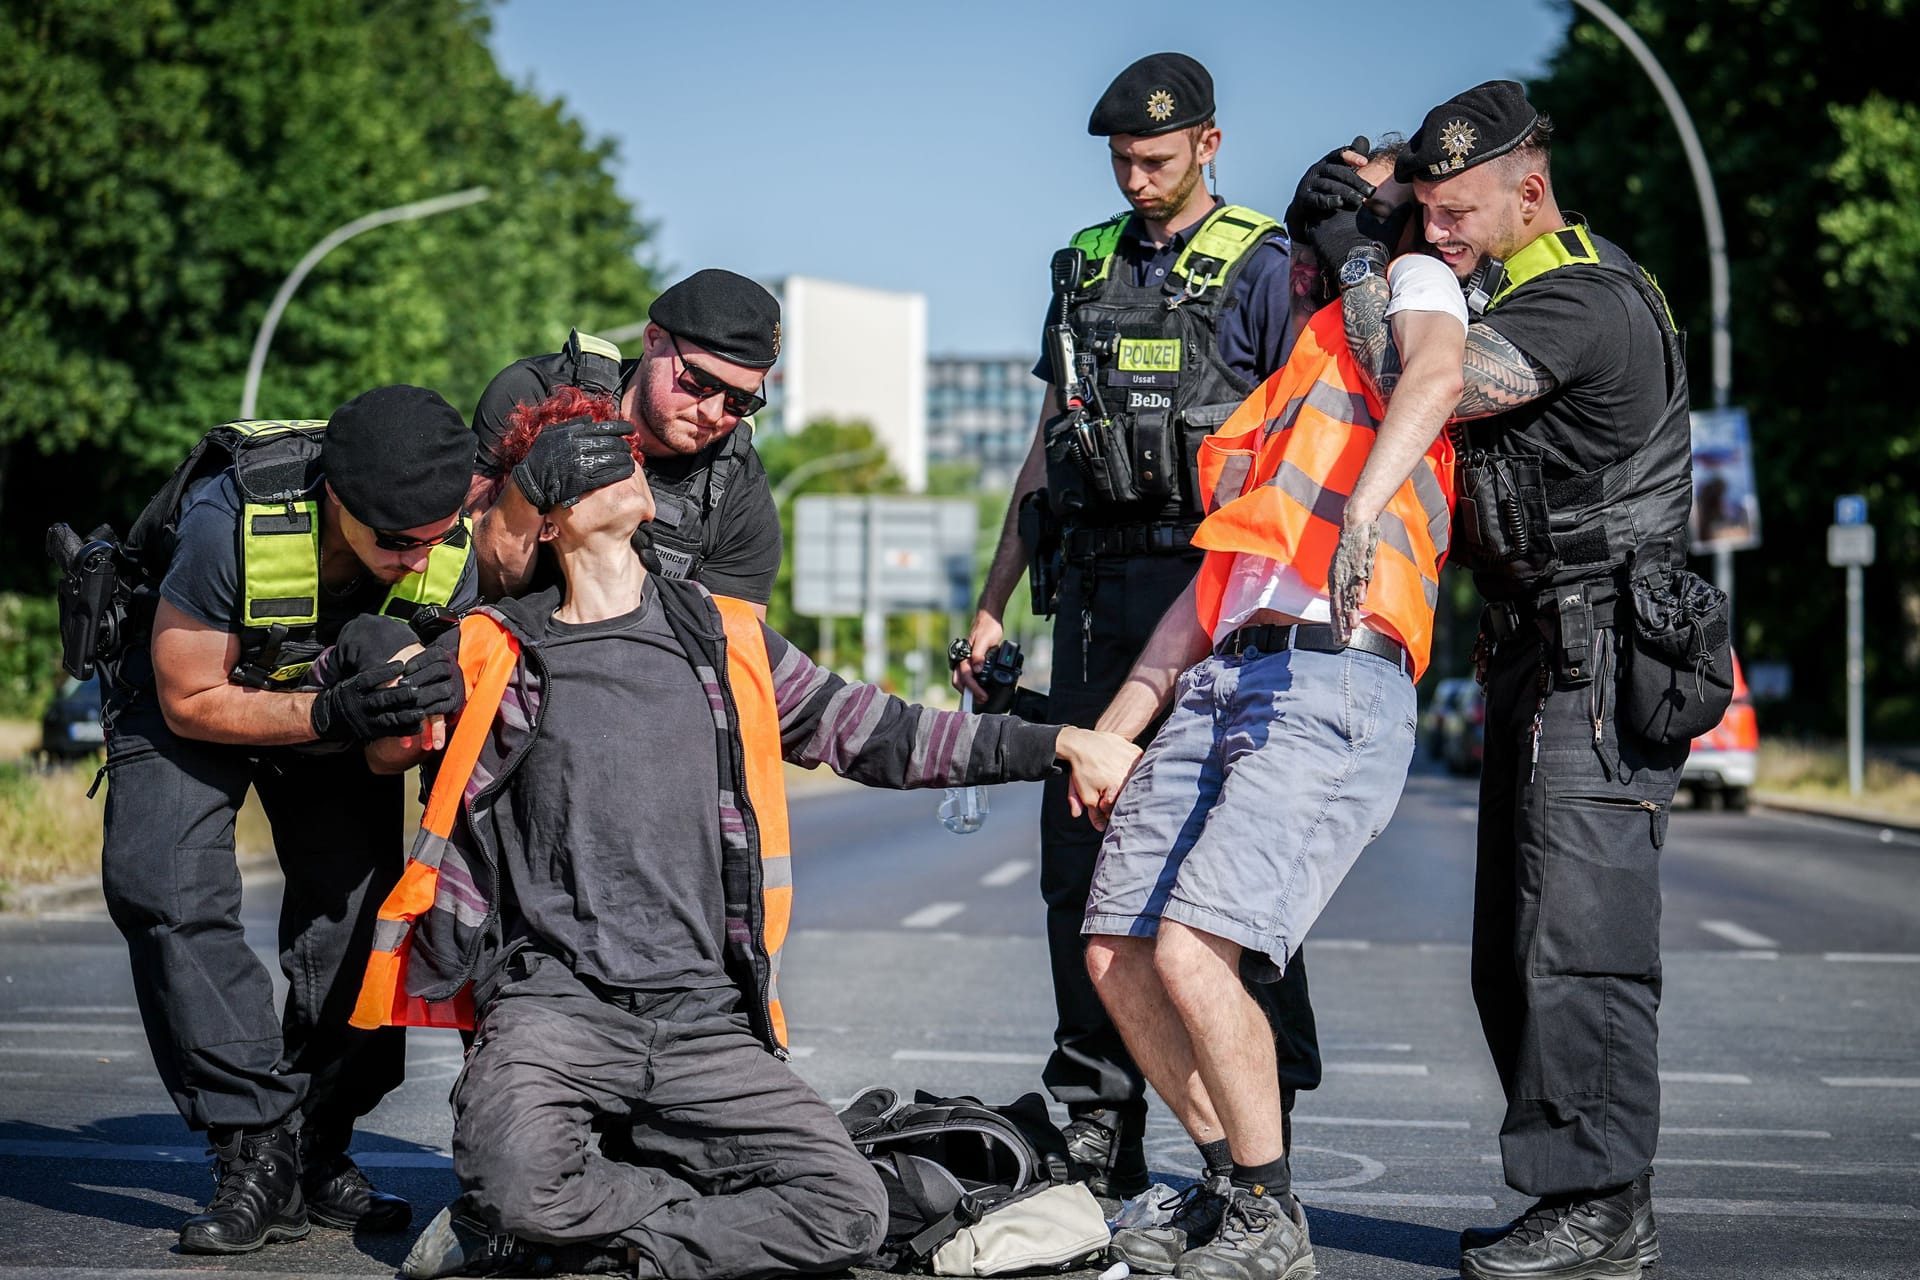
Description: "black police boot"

(1063, 1104), (1150, 1199)
(300, 1120), (412, 1232)
(1461, 1171), (1658, 1269)
(179, 1123), (309, 1254)
(1459, 1182), (1640, 1279)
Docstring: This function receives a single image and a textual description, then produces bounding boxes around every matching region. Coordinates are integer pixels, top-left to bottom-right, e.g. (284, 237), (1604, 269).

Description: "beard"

(1128, 161), (1203, 223)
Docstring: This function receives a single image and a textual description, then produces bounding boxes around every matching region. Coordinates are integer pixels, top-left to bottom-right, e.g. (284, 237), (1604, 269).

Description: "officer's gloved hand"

(332, 613), (418, 679)
(1284, 138), (1374, 238)
(398, 629), (466, 721)
(512, 416), (638, 512)
(310, 661), (420, 743)
(1304, 205), (1375, 284)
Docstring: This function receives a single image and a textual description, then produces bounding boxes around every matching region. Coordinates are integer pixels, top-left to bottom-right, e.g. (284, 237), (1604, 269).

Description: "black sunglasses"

(373, 514), (469, 553)
(669, 335), (767, 418)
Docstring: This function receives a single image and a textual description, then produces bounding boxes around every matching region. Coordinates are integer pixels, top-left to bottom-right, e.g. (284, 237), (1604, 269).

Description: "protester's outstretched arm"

(1092, 579), (1213, 744)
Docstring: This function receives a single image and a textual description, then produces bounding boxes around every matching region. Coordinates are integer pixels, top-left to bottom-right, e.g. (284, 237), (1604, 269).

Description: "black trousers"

(1472, 623), (1686, 1197)
(455, 955), (885, 1278)
(99, 685), (406, 1136)
(1042, 552), (1323, 1113)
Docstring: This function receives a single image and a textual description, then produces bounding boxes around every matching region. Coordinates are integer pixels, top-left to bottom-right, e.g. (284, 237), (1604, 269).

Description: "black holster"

(1019, 490), (1063, 618)
(48, 524), (132, 681)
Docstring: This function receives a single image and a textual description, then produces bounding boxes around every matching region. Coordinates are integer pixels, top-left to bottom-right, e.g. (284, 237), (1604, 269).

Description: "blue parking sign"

(1835, 494), (1868, 526)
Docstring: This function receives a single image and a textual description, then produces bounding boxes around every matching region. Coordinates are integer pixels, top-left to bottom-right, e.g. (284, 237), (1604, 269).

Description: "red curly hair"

(495, 385), (643, 471)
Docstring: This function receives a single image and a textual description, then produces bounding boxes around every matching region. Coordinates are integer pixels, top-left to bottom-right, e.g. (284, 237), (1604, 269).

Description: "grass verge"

(1757, 739), (1920, 822)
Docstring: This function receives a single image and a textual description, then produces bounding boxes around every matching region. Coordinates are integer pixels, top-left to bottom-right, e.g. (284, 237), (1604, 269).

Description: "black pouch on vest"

(1456, 452), (1555, 578)
(1042, 411), (1093, 517)
(1092, 416), (1141, 504)
(1622, 566), (1734, 745)
(1126, 407), (1176, 500)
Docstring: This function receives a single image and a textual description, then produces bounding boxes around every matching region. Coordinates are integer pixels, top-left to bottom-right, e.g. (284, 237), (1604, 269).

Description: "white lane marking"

(892, 1049), (1047, 1065)
(17, 1006), (138, 1015)
(0, 1071), (42, 1080)
(1732, 950), (1779, 960)
(1659, 1197), (1920, 1221)
(1322, 1042), (1413, 1053)
(1823, 1076), (1920, 1088)
(1660, 1071), (1751, 1085)
(1295, 1115), (1470, 1131)
(1310, 939), (1370, 950)
(0, 1139), (452, 1167)
(1303, 1190), (1497, 1210)
(1700, 919), (1779, 949)
(785, 1046), (816, 1059)
(1664, 1126), (1831, 1139)
(900, 902), (967, 929)
(979, 859), (1031, 887)
(0, 1022), (144, 1035)
(0, 1047), (142, 1058)
(1323, 1063), (1429, 1076)
(1823, 952), (1920, 963)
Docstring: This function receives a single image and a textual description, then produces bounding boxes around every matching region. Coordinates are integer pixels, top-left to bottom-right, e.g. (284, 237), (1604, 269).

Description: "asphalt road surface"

(2, 760), (1917, 1278)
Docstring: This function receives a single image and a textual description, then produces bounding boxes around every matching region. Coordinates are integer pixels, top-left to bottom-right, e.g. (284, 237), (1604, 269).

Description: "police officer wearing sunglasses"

(469, 269), (784, 612)
(99, 386), (481, 1255)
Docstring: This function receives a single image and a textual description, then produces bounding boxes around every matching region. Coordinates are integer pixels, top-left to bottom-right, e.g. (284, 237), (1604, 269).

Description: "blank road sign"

(793, 495), (977, 617)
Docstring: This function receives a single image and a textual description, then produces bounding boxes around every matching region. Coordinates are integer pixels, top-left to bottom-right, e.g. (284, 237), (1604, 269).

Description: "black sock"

(1231, 1156), (1291, 1198)
(1197, 1138), (1233, 1179)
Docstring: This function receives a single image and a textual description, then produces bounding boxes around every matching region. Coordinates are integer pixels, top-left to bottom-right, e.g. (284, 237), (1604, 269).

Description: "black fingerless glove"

(332, 613), (418, 680)
(511, 416), (638, 512)
(310, 661), (419, 742)
(1284, 138), (1374, 234)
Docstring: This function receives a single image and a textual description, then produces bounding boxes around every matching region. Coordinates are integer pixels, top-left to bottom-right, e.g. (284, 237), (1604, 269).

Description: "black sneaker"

(1458, 1184), (1640, 1280)
(1460, 1171), (1658, 1269)
(1172, 1185), (1315, 1280)
(1111, 1175), (1234, 1273)
(178, 1124), (310, 1254)
(1063, 1106), (1150, 1198)
(402, 1202), (628, 1278)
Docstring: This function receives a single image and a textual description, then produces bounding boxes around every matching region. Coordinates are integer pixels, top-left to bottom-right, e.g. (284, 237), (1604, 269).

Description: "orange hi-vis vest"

(351, 596), (795, 1047)
(1190, 301), (1457, 680)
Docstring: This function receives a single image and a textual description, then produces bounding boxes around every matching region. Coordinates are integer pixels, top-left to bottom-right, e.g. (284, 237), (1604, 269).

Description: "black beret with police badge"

(1398, 80), (1540, 184)
(1087, 52), (1214, 138)
(648, 268), (783, 370)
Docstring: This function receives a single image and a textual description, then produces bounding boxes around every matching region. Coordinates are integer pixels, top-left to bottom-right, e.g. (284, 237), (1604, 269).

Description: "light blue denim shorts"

(1083, 641), (1417, 978)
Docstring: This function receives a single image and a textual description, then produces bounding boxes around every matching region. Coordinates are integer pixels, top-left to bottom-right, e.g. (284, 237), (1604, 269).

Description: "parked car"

(1682, 653), (1756, 810)
(40, 674), (104, 760)
(1423, 676), (1485, 775)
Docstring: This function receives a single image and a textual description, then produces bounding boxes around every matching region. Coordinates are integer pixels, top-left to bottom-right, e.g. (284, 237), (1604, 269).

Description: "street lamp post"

(238, 186), (493, 419)
(1565, 0), (1736, 603)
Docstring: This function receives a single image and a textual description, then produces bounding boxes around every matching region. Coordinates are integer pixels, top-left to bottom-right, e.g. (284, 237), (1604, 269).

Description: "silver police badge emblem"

(1430, 118), (1479, 177)
(1146, 89), (1176, 123)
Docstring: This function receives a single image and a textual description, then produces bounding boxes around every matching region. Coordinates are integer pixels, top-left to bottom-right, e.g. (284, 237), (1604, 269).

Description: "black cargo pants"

(1043, 552), (1323, 1114)
(99, 685), (406, 1135)
(454, 954), (886, 1278)
(1472, 621), (1686, 1197)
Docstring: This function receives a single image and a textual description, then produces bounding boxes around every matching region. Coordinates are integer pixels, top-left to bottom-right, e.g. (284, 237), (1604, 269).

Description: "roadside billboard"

(1689, 407), (1762, 553)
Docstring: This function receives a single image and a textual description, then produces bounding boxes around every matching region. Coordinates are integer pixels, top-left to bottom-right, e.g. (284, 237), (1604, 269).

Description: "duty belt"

(1483, 577), (1620, 644)
(1062, 521), (1202, 560)
(1215, 621), (1413, 678)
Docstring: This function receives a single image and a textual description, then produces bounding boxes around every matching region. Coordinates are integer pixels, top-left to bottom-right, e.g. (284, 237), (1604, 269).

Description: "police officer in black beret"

(97, 385), (482, 1253)
(956, 49), (1322, 1222)
(470, 268), (784, 610)
(1306, 80), (1705, 1279)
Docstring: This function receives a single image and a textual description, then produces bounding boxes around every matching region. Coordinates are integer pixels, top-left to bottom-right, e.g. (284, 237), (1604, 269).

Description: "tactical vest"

(125, 420), (471, 689)
(1049, 204), (1282, 530)
(557, 328), (756, 583)
(1456, 223), (1693, 590)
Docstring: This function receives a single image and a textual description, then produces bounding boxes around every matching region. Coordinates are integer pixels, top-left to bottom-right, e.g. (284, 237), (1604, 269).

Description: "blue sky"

(489, 0), (1569, 355)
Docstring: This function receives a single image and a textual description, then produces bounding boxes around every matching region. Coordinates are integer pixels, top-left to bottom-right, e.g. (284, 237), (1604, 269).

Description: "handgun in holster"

(1019, 490), (1063, 617)
(47, 523), (131, 682)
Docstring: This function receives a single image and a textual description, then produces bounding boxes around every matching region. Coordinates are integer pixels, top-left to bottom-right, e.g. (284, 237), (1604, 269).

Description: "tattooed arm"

(1344, 272), (1557, 419)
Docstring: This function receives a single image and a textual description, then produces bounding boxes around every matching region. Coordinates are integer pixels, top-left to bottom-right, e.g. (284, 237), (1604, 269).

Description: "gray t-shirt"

(501, 579), (730, 992)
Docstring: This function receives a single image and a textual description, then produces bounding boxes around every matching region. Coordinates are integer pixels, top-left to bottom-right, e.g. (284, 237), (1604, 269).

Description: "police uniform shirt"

(474, 353), (784, 605)
(158, 472), (480, 638)
(1470, 237), (1670, 477)
(1033, 201), (1295, 387)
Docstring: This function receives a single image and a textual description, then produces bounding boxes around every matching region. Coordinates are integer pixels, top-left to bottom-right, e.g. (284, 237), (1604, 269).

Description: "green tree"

(1526, 0), (1920, 733)
(0, 0), (658, 586)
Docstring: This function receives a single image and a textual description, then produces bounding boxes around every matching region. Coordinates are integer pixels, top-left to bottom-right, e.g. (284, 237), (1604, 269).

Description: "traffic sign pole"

(1828, 496), (1874, 797)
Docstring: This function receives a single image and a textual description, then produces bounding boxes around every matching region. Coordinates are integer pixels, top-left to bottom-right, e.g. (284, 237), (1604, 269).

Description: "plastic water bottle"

(939, 689), (990, 834)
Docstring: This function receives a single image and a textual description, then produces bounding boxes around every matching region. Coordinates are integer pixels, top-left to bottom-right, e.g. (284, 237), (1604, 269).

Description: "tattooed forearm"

(1453, 324), (1557, 419)
(1341, 275), (1401, 400)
